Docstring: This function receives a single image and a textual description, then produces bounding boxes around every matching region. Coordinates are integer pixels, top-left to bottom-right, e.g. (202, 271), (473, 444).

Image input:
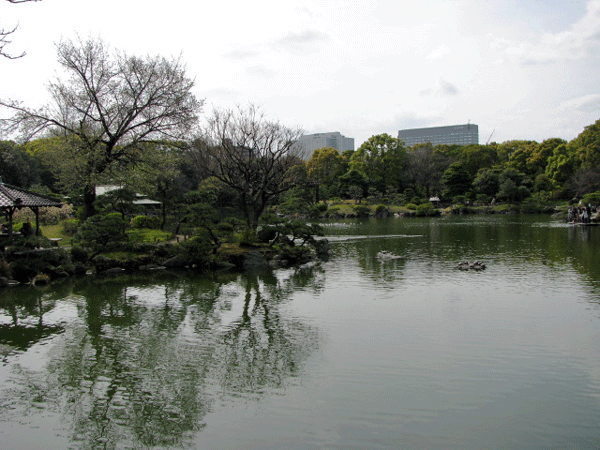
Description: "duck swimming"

(456, 260), (486, 271)
(377, 251), (402, 260)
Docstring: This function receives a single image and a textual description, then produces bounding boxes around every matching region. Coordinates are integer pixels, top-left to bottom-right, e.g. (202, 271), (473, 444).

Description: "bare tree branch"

(1, 0), (40, 58)
(189, 105), (304, 230)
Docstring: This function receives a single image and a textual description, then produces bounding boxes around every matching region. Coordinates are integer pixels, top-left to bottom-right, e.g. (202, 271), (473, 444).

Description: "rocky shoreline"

(0, 238), (331, 287)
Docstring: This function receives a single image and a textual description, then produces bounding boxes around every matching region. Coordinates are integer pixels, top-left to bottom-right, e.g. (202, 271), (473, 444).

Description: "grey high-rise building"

(296, 132), (354, 156)
(398, 124), (478, 147)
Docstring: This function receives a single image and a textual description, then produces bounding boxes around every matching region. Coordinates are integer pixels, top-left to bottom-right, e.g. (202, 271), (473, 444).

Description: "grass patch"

(38, 224), (172, 246)
(103, 251), (138, 261)
(126, 228), (172, 243)
(39, 224), (70, 246)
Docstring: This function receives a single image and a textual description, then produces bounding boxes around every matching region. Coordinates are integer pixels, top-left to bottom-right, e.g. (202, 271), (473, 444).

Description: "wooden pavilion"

(0, 182), (62, 238)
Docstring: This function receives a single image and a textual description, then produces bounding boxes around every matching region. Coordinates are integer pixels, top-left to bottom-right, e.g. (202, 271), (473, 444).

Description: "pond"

(1, 214), (600, 449)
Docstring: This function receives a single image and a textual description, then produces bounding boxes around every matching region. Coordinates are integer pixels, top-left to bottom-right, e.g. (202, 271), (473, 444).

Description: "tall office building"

(296, 132), (354, 156)
(398, 124), (478, 147)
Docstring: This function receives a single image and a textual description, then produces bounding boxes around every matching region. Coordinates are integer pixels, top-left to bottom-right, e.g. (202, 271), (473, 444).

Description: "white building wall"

(296, 132), (355, 157)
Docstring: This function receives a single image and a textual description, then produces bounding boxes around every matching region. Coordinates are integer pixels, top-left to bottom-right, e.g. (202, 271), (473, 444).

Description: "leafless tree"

(189, 105), (304, 230)
(0, 36), (203, 217)
(1, 0), (40, 58)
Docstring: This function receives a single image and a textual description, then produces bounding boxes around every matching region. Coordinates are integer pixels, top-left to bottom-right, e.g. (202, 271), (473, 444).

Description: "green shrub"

(236, 228), (259, 246)
(518, 198), (550, 214)
(75, 213), (128, 253)
(406, 203), (417, 210)
(126, 228), (171, 243)
(277, 197), (310, 215)
(352, 205), (370, 217)
(178, 233), (214, 263)
(7, 247), (71, 283)
(582, 191), (600, 206)
(6, 235), (52, 249)
(315, 203), (328, 212)
(324, 205), (344, 218)
(416, 203), (435, 216)
(70, 246), (89, 263)
(131, 215), (161, 229)
(375, 204), (388, 216)
(216, 221), (234, 233)
(62, 218), (80, 235)
(475, 194), (491, 204)
(452, 195), (466, 205)
(221, 217), (245, 231)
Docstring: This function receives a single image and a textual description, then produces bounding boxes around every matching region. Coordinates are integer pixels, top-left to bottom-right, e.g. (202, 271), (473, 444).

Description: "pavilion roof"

(0, 183), (62, 209)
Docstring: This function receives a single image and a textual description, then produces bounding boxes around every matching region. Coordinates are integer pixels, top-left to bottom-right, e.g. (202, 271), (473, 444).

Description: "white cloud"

(558, 94), (600, 113)
(2, 0), (600, 147)
(223, 48), (262, 60)
(498, 0), (600, 65)
(272, 29), (331, 53)
(426, 45), (451, 60)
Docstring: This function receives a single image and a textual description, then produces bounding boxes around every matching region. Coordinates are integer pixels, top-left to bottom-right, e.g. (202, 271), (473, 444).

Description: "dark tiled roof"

(0, 183), (62, 208)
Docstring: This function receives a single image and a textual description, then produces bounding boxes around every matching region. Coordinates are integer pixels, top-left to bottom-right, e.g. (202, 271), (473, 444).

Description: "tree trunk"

(83, 185), (97, 219)
(160, 190), (167, 231)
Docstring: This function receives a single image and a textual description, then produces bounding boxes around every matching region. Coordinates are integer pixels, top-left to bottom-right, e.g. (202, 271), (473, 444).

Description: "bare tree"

(189, 105), (304, 230)
(1, 0), (40, 58)
(1, 36), (203, 217)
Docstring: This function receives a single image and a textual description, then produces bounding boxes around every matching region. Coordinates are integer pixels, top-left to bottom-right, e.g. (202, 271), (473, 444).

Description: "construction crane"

(486, 129), (495, 145)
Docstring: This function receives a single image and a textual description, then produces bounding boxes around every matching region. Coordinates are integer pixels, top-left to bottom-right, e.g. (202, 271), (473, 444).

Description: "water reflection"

(0, 269), (321, 449)
(0, 287), (66, 361)
(323, 215), (600, 291)
(2, 216), (600, 449)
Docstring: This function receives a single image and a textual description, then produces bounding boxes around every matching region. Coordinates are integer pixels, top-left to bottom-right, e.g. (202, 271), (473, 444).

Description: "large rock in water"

(162, 254), (195, 268)
(242, 251), (269, 270)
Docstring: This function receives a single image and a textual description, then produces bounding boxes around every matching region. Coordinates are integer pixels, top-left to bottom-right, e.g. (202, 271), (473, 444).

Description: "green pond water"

(1, 214), (600, 449)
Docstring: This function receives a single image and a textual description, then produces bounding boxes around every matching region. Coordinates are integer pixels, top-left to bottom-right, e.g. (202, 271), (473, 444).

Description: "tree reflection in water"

(0, 267), (322, 449)
(0, 286), (66, 360)
(215, 269), (321, 396)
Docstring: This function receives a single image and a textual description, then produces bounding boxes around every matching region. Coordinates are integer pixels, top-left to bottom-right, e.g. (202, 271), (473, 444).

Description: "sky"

(2, 0), (600, 148)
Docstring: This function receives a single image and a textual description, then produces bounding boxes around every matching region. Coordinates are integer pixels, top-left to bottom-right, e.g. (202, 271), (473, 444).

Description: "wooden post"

(34, 207), (40, 236)
(7, 207), (14, 238)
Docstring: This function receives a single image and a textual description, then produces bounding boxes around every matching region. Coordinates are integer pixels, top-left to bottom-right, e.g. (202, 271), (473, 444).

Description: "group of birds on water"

(455, 260), (487, 271)
(376, 251), (487, 271)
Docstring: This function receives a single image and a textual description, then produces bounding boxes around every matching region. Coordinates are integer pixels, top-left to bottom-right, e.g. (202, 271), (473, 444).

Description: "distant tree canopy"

(292, 119), (600, 205)
(0, 140), (52, 188)
(350, 134), (407, 195)
(305, 146), (345, 202)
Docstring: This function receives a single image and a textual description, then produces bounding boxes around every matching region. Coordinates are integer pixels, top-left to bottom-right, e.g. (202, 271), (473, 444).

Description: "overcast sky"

(2, 0), (600, 148)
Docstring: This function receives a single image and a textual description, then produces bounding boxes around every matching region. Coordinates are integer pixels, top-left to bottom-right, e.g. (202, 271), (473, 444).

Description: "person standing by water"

(586, 204), (592, 223)
(581, 206), (589, 224)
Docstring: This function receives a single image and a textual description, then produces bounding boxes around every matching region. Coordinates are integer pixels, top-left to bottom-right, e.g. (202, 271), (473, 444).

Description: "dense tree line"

(300, 122), (600, 206)
(3, 37), (600, 244)
(3, 115), (600, 234)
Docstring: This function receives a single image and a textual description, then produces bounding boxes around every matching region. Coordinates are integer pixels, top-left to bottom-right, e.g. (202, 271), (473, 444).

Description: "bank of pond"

(0, 202), (596, 288)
